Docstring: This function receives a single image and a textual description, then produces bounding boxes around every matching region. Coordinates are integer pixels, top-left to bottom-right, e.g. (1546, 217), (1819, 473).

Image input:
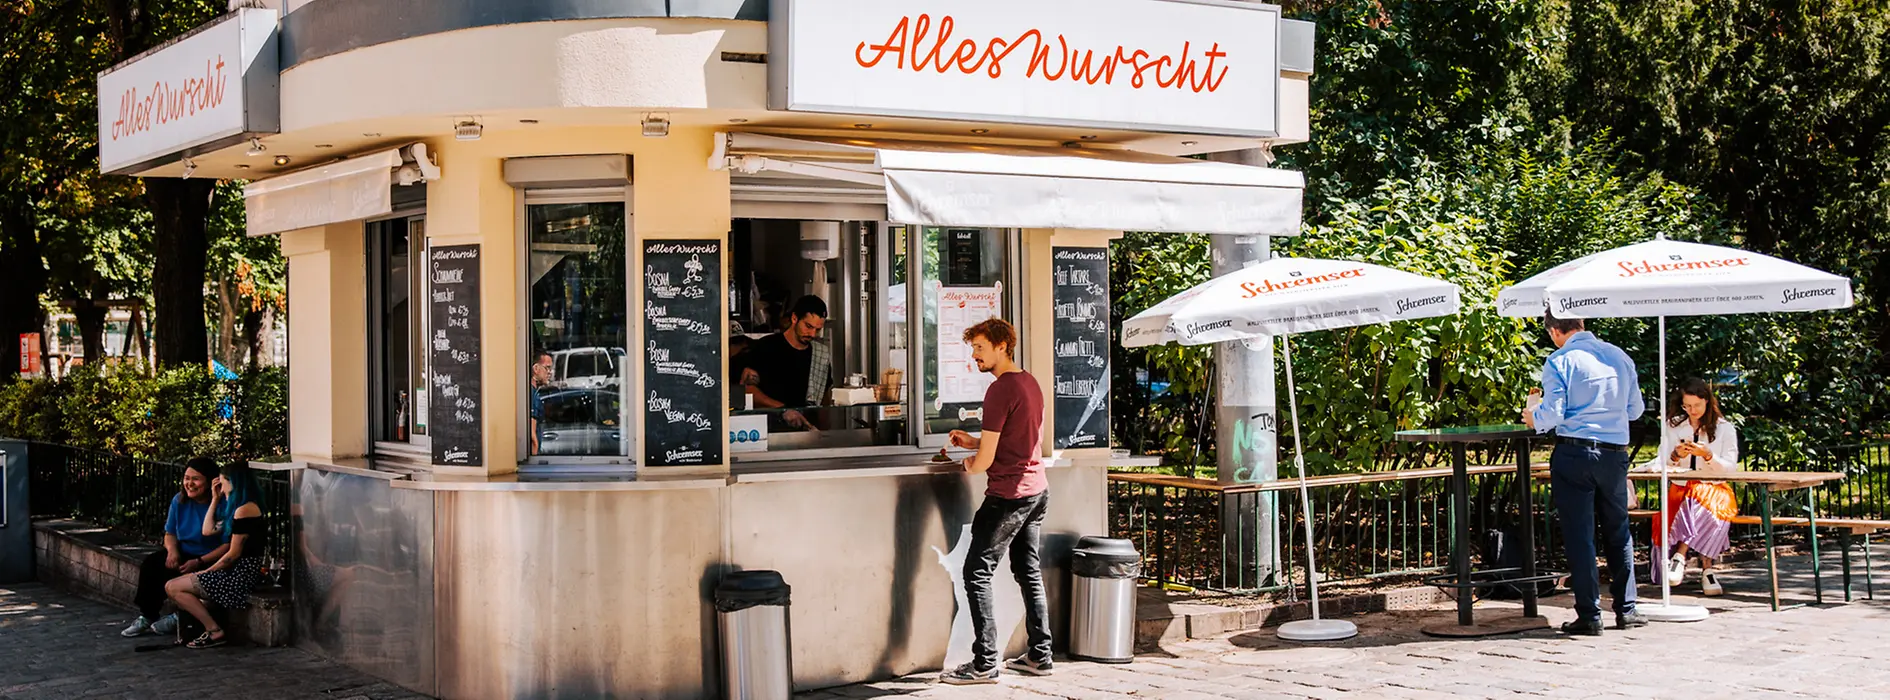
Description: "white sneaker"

(1666, 553), (1686, 585)
(151, 613), (179, 635)
(120, 616), (151, 638)
(1702, 572), (1724, 597)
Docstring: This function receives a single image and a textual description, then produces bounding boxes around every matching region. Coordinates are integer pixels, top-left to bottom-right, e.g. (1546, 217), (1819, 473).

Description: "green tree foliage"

(1115, 0), (1890, 467)
(1274, 174), (1539, 473)
(0, 0), (123, 373)
(1111, 231), (1216, 460)
(1274, 0), (1562, 208)
(0, 365), (288, 462)
(206, 181), (286, 370)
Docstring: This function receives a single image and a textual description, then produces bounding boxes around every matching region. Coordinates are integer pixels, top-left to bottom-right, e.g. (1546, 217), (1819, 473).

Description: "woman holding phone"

(1648, 377), (1740, 596)
(164, 463), (271, 648)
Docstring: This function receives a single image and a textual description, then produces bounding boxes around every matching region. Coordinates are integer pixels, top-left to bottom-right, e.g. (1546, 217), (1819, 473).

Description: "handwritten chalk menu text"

(429, 244), (483, 466)
(643, 240), (723, 467)
(1052, 247), (1110, 449)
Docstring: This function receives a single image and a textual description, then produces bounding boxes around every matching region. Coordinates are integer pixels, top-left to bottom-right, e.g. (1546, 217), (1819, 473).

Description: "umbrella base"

(1276, 618), (1358, 642)
(1640, 603), (1710, 622)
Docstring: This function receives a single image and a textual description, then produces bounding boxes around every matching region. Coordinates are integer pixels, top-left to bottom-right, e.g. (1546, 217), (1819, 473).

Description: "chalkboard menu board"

(429, 244), (483, 467)
(643, 240), (723, 467)
(1052, 247), (1110, 450)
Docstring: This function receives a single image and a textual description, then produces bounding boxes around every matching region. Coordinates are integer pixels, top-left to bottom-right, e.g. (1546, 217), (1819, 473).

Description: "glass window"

(527, 202), (629, 458)
(920, 227), (1011, 439)
(371, 217), (428, 444)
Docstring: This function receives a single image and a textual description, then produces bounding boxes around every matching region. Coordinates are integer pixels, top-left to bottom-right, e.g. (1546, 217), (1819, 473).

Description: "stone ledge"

(32, 518), (294, 647)
(1135, 584), (1453, 651)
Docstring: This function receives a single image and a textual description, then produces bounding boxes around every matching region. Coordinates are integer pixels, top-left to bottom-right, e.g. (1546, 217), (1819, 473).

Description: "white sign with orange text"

(97, 8), (279, 174)
(770, 0), (1281, 137)
(934, 284), (1003, 407)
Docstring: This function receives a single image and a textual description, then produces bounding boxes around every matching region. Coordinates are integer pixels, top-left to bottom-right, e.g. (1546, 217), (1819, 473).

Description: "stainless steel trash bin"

(1070, 536), (1140, 663)
(716, 570), (793, 700)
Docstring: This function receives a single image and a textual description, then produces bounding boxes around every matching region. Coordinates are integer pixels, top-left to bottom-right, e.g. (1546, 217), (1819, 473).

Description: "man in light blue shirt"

(1524, 310), (1646, 635)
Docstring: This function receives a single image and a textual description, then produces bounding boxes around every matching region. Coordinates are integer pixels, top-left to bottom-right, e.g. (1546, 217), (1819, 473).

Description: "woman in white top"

(1647, 377), (1739, 596)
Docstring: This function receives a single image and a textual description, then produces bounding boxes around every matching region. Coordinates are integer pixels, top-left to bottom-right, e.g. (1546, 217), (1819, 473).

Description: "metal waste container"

(716, 570), (793, 700)
(1070, 536), (1140, 663)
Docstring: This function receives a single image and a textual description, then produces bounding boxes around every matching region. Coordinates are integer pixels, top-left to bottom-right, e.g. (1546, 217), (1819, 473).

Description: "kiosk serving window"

(728, 218), (1017, 457)
(525, 199), (630, 460)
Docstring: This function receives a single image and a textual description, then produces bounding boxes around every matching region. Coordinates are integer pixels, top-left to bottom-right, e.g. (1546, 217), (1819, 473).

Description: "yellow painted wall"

(283, 222), (369, 462)
(421, 126), (731, 474)
(284, 125), (1137, 474)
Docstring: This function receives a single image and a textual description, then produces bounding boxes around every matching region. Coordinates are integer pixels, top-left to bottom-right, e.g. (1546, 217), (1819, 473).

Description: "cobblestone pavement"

(0, 583), (425, 700)
(3, 545), (1885, 699)
(801, 544), (1890, 700)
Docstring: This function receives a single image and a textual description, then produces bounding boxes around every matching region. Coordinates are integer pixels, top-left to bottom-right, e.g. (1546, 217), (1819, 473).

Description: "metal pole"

(1208, 219), (1280, 585)
(1281, 334), (1322, 619)
(1518, 438), (1538, 618)
(1453, 443), (1472, 626)
(1659, 316), (1671, 606)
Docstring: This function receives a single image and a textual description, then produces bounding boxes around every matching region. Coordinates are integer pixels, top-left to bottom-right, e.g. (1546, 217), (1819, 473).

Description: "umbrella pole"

(1645, 315), (1708, 622)
(1275, 333), (1357, 641)
(1659, 316), (1671, 607)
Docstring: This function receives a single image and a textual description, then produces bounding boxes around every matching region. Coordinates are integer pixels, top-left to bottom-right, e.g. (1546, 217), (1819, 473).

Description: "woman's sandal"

(187, 629), (227, 649)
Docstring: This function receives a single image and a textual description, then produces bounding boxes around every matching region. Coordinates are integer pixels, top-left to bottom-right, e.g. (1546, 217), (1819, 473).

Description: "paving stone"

(0, 583), (428, 700)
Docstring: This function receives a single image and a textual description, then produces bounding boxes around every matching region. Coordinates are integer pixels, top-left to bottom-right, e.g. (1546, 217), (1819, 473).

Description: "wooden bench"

(1629, 509), (1884, 603)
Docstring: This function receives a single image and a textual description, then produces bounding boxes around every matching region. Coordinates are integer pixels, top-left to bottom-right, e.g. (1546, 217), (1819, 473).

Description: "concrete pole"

(1205, 148), (1282, 588)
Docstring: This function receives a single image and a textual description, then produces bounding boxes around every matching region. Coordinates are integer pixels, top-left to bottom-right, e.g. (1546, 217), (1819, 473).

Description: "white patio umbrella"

(1126, 257), (1463, 641)
(1498, 238), (1854, 622)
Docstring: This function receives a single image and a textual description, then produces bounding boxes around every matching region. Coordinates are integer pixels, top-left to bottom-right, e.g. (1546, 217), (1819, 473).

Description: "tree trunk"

(217, 275), (237, 369)
(0, 203), (48, 379)
(146, 178), (215, 369)
(73, 296), (108, 365)
(242, 306), (265, 370)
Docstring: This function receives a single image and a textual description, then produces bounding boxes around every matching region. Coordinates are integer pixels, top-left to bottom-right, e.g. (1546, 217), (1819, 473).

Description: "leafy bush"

(1111, 231), (1218, 465)
(1275, 174), (1541, 474)
(0, 366), (287, 462)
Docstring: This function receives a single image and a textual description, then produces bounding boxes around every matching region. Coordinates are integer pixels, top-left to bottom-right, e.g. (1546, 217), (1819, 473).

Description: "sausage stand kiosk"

(94, 1), (1317, 696)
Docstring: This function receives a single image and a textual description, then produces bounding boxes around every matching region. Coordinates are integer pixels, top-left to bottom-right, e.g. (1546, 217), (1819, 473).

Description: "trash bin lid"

(715, 570), (791, 604)
(1073, 536), (1141, 563)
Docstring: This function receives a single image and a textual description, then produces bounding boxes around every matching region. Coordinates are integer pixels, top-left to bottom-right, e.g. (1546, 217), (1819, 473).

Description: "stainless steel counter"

(393, 471), (727, 491)
(291, 451), (1108, 699)
(730, 450), (1074, 482)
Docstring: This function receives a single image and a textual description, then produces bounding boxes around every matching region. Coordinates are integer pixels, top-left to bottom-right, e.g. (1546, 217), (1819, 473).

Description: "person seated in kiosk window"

(737, 295), (833, 429)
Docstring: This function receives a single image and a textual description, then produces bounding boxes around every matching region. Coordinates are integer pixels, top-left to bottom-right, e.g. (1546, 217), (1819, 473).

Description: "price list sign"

(429, 244), (483, 466)
(643, 240), (723, 467)
(1052, 247), (1110, 449)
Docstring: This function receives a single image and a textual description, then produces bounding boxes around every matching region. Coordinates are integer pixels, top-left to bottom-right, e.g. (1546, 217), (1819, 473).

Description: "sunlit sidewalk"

(800, 545), (1890, 700)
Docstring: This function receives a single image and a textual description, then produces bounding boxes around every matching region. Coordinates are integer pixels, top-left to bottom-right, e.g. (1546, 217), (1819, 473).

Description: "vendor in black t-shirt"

(737, 295), (831, 429)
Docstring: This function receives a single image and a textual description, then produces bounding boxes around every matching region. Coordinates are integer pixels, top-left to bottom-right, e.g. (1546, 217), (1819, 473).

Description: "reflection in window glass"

(377, 224), (410, 442)
(527, 202), (628, 457)
(373, 218), (428, 443)
(921, 227), (1006, 435)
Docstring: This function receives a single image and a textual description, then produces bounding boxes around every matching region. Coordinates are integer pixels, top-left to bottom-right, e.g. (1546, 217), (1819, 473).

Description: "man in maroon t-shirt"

(940, 318), (1052, 685)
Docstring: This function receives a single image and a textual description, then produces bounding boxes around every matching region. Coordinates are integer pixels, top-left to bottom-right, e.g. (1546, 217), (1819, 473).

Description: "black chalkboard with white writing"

(429, 244), (483, 467)
(643, 240), (723, 467)
(1052, 247), (1110, 450)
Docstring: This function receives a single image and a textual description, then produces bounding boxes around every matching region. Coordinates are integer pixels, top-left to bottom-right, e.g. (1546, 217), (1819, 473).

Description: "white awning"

(244, 144), (439, 236)
(711, 133), (1303, 235)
